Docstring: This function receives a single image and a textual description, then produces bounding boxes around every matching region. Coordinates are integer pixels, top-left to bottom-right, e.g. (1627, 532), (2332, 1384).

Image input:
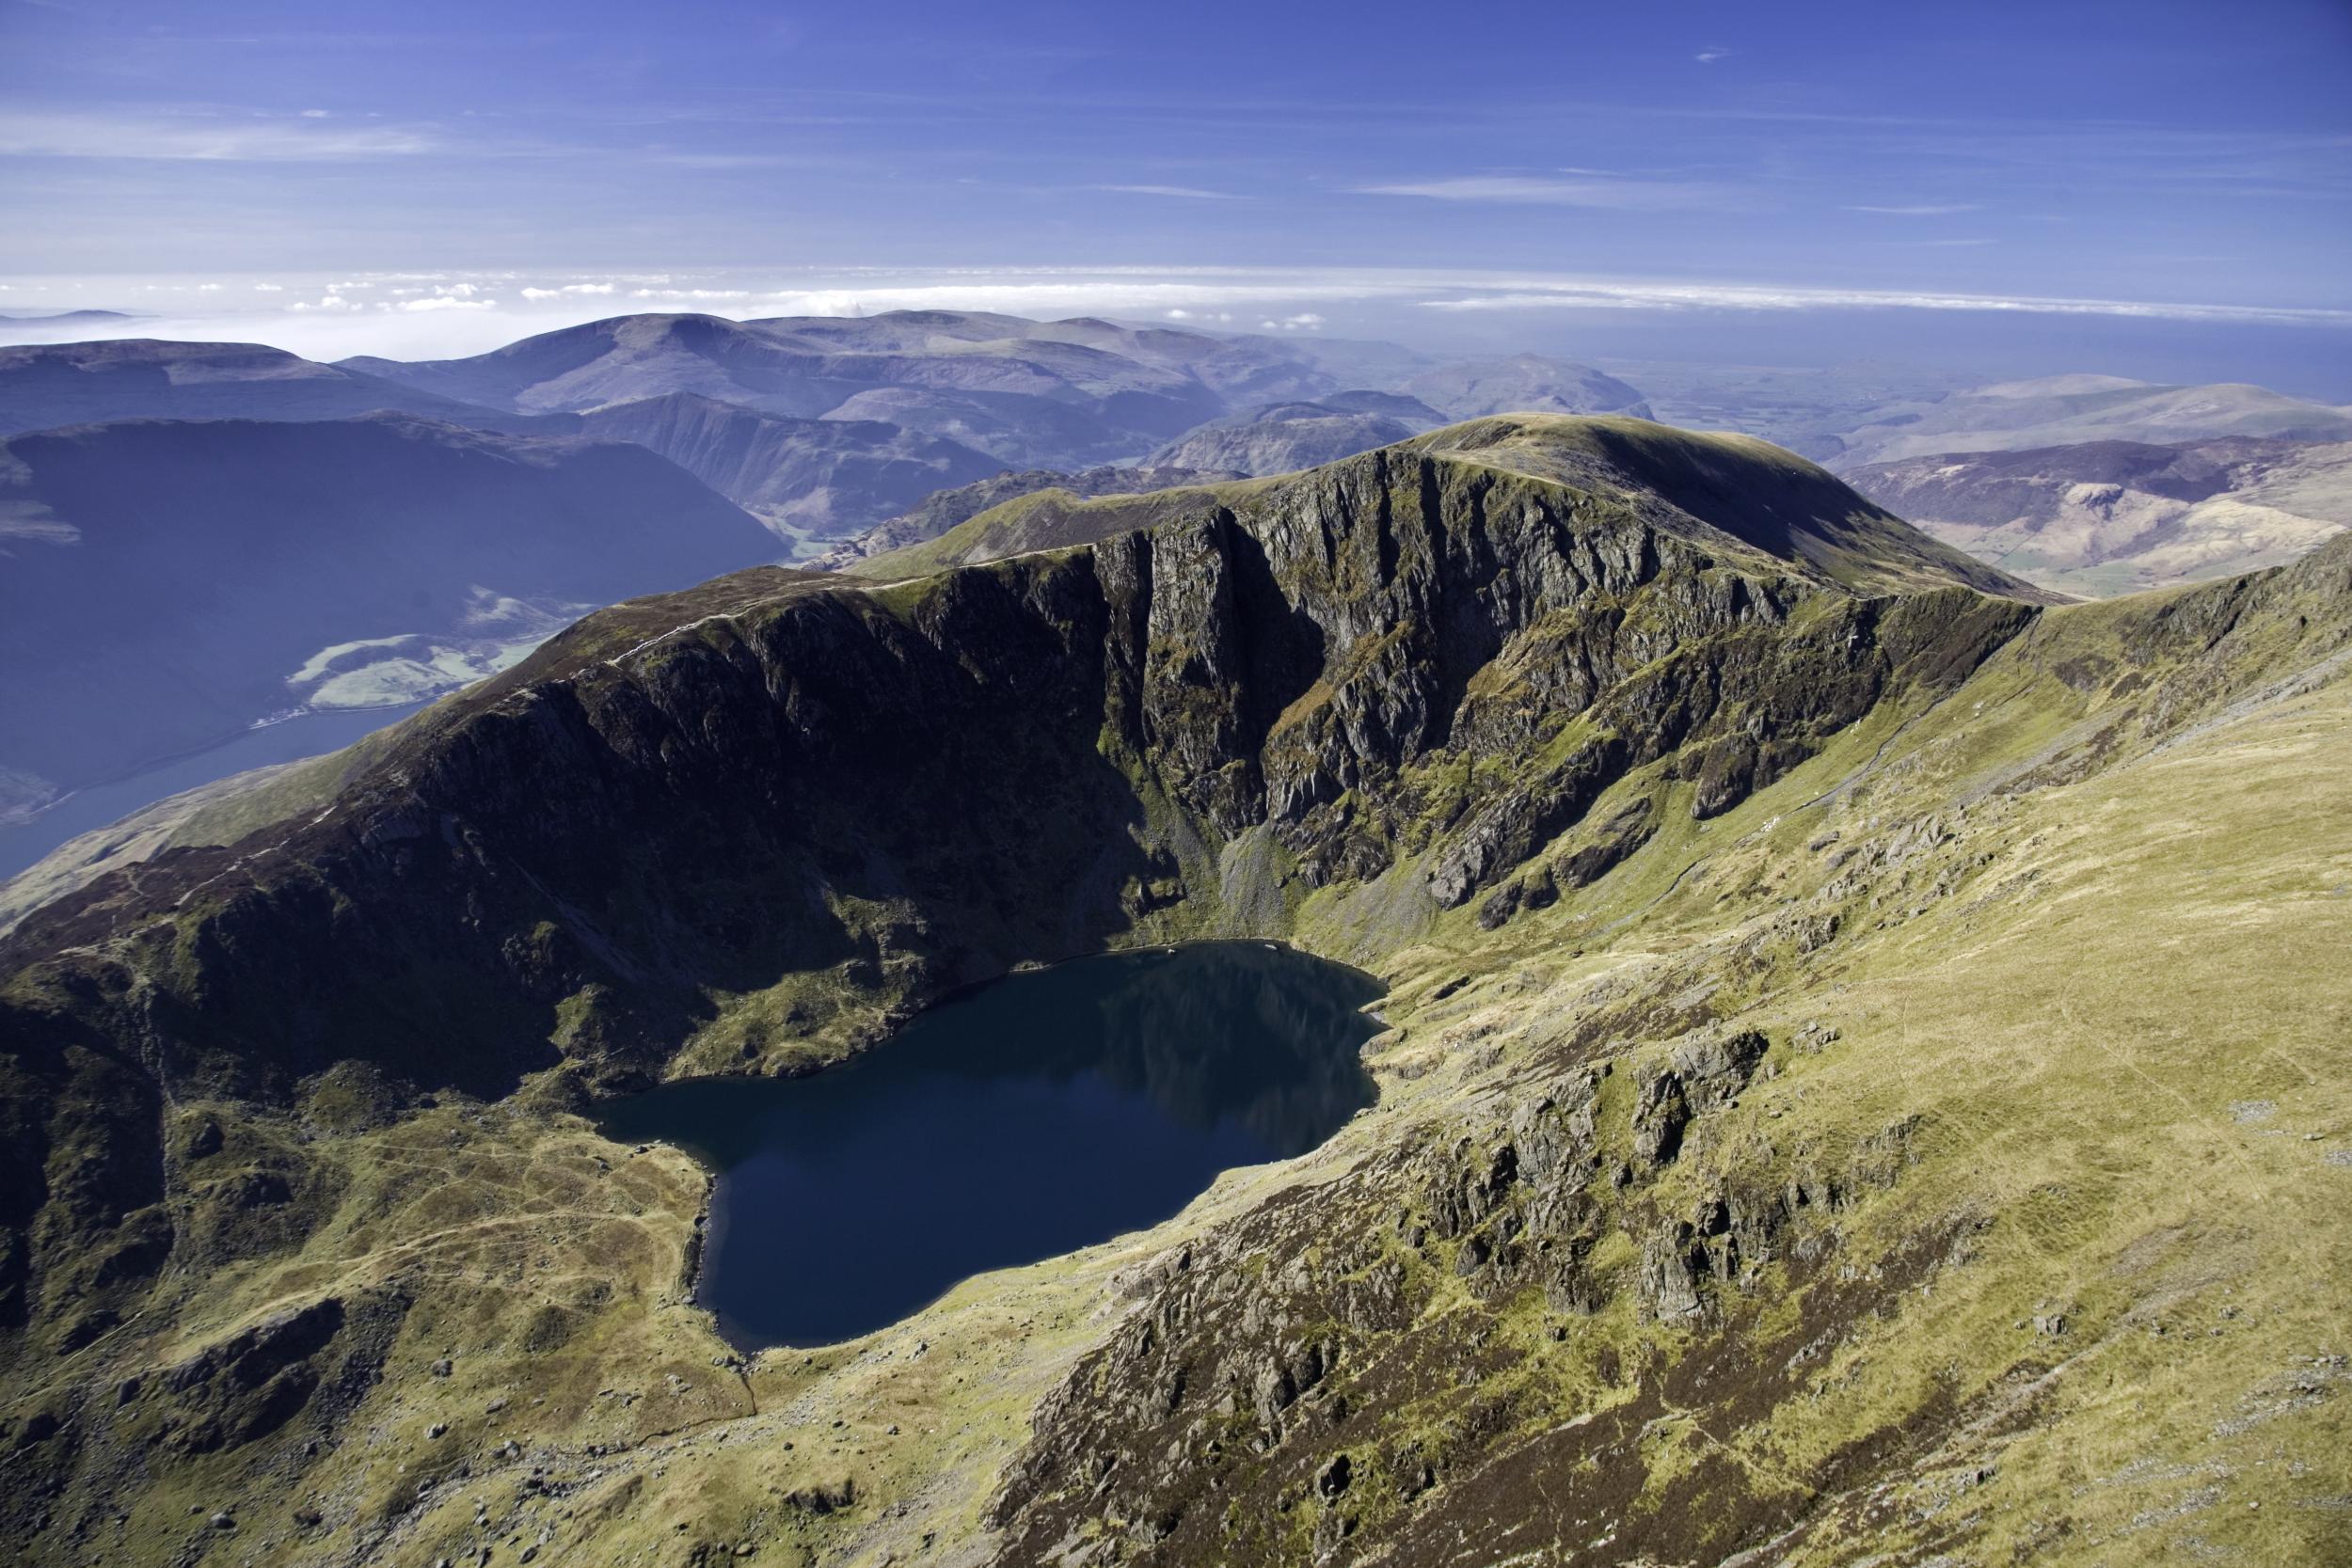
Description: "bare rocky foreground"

(2, 417), (2346, 1567)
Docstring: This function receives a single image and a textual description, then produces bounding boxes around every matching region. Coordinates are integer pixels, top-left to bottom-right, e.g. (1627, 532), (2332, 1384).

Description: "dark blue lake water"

(596, 942), (1384, 1349)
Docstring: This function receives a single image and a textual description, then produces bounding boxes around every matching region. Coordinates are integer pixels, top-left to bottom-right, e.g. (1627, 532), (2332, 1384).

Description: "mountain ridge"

(0, 338), (540, 436)
(854, 415), (2053, 605)
(0, 414), (2344, 1568)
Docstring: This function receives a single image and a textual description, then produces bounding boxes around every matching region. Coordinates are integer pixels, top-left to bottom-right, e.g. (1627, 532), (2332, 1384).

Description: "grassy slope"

(27, 554), (2340, 1568)
(1311, 579), (2352, 1564)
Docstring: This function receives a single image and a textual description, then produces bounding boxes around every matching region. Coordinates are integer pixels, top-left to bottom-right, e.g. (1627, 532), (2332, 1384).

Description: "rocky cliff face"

(1, 422), (2032, 1101)
(4, 418), (2346, 1568)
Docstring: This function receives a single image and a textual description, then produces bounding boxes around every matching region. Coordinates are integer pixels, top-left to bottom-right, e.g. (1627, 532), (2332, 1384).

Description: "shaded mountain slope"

(1, 423), (2345, 1568)
(1844, 436), (2352, 595)
(0, 414), (777, 803)
(0, 340), (532, 436)
(569, 392), (1003, 539)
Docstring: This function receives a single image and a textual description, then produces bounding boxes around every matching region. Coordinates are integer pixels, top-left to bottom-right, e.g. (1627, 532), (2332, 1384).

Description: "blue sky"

(2, 0), (2348, 386)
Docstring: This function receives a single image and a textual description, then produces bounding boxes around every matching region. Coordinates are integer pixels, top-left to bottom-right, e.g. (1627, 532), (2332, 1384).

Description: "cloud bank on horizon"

(0, 0), (2344, 376)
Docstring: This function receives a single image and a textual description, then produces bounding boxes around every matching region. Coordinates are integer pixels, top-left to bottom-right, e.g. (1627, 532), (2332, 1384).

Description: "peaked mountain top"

(0, 338), (530, 436)
(861, 413), (2050, 604)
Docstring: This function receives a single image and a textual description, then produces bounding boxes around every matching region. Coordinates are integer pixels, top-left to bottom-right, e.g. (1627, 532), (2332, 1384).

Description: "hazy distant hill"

(1846, 435), (2352, 594)
(1402, 353), (1653, 420)
(809, 462), (1243, 570)
(0, 309), (133, 328)
(0, 414), (775, 810)
(1149, 399), (1428, 475)
(0, 339), (531, 436)
(1823, 374), (2352, 467)
(342, 311), (1277, 467)
(570, 392), (1003, 542)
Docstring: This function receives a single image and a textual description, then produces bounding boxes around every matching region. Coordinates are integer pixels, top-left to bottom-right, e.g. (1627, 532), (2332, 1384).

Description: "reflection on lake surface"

(596, 942), (1384, 1349)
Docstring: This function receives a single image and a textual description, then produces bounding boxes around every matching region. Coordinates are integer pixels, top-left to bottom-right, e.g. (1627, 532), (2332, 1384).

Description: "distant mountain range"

(8, 311), (2352, 844)
(0, 315), (1661, 550)
(564, 392), (1005, 539)
(809, 463), (1245, 570)
(1148, 401), (1430, 476)
(0, 339), (535, 435)
(1820, 373), (2352, 468)
(0, 309), (133, 328)
(0, 413), (774, 814)
(1845, 435), (2352, 595)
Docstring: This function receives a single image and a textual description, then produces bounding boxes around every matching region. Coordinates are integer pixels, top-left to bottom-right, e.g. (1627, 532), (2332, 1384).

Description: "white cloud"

(1359, 175), (1740, 211)
(1415, 277), (2352, 326)
(10, 264), (2344, 366)
(299, 109), (331, 119)
(1089, 183), (1239, 200)
(519, 282), (620, 300)
(0, 110), (434, 162)
(196, 282), (223, 292)
(253, 282), (284, 292)
(1695, 47), (1732, 64)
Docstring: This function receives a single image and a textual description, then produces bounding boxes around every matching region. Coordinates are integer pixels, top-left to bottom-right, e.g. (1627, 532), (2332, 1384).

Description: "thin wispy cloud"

(1089, 183), (1240, 199)
(0, 108), (436, 161)
(518, 282), (618, 300)
(1694, 47), (1732, 64)
(12, 266), (2344, 368)
(1416, 276), (2352, 326)
(1359, 175), (1742, 211)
